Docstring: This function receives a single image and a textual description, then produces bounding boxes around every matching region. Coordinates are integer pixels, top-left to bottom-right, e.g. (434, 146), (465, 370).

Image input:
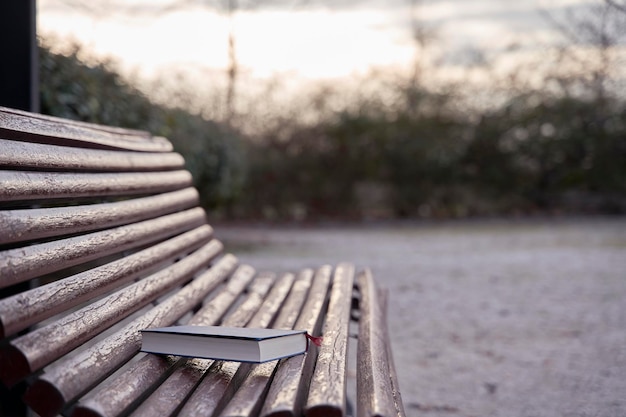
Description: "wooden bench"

(0, 106), (405, 417)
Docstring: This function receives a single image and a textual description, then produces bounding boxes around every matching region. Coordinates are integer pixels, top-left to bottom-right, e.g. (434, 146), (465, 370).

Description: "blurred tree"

(39, 41), (247, 215)
(542, 0), (626, 102)
(38, 1), (626, 219)
(542, 0), (626, 208)
(407, 0), (439, 114)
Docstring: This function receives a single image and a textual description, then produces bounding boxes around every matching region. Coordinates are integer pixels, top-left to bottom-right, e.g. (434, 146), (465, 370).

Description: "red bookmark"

(306, 333), (323, 347)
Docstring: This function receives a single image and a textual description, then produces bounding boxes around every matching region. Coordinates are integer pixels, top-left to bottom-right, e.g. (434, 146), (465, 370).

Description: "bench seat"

(0, 106), (405, 417)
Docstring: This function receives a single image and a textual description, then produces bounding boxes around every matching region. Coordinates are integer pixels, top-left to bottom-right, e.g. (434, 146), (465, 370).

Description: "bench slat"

(0, 225), (213, 338)
(0, 138), (185, 171)
(189, 266), (264, 328)
(130, 358), (207, 417)
(217, 270), (314, 417)
(272, 269), (314, 328)
(0, 187), (199, 245)
(356, 269), (405, 417)
(0, 169), (192, 202)
(72, 264), (257, 417)
(381, 291), (406, 417)
(220, 274), (275, 327)
(22, 254), (239, 417)
(77, 355), (182, 417)
(1, 240), (223, 386)
(0, 207), (207, 289)
(249, 272), (296, 329)
(306, 263), (355, 417)
(176, 273), (295, 417)
(79, 353), (186, 417)
(0, 107), (171, 152)
(260, 266), (332, 417)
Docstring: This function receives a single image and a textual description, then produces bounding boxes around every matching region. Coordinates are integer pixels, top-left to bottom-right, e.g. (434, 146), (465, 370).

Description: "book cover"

(140, 325), (309, 363)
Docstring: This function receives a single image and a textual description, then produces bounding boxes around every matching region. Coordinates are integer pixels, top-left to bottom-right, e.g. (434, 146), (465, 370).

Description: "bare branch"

(606, 0), (626, 14)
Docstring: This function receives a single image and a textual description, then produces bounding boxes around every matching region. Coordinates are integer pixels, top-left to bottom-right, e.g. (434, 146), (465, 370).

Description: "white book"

(140, 325), (309, 363)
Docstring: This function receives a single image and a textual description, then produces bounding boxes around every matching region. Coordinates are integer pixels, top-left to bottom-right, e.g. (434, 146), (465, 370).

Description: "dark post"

(0, 0), (39, 112)
(0, 2), (38, 414)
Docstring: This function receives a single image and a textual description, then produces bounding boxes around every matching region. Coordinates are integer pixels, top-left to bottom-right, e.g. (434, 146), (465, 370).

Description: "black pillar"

(0, 0), (39, 112)
(0, 5), (37, 417)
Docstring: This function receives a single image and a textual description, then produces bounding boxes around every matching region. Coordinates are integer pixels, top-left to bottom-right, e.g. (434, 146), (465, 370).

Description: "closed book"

(140, 325), (309, 363)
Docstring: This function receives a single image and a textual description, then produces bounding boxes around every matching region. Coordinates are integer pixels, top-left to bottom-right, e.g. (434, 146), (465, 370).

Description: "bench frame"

(0, 106), (404, 417)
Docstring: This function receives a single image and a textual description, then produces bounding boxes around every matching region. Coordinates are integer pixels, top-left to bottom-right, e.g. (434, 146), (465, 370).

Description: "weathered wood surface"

(176, 273), (295, 417)
(381, 291), (406, 417)
(1, 240), (223, 385)
(174, 275), (276, 417)
(0, 225), (212, 338)
(117, 266), (273, 417)
(260, 266), (332, 417)
(73, 265), (257, 417)
(305, 263), (356, 417)
(0, 169), (192, 201)
(217, 270), (313, 417)
(0, 188), (199, 245)
(356, 269), (405, 417)
(0, 207), (206, 288)
(0, 138), (184, 171)
(21, 254), (239, 417)
(0, 106), (171, 152)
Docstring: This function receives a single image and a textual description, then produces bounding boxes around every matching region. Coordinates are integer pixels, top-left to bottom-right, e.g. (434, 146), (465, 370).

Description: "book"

(140, 325), (310, 363)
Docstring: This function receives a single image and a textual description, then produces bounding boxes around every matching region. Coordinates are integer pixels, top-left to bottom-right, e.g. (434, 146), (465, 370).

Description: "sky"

(37, 0), (609, 108)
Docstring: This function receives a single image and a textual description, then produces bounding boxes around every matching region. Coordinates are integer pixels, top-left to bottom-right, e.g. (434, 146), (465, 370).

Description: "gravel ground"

(214, 217), (626, 417)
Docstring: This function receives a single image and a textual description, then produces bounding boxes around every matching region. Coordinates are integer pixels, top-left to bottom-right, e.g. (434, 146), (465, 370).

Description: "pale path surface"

(215, 218), (626, 417)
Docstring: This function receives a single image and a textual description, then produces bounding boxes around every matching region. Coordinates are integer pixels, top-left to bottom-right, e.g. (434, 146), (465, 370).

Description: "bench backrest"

(0, 106), (238, 414)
